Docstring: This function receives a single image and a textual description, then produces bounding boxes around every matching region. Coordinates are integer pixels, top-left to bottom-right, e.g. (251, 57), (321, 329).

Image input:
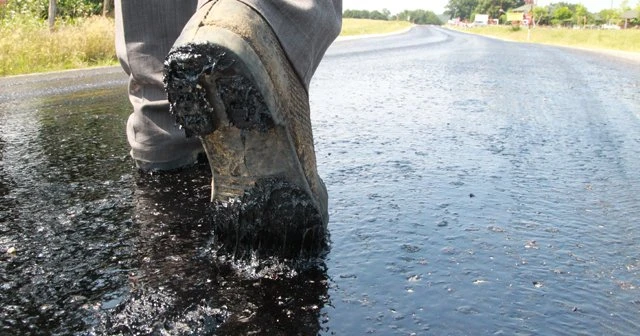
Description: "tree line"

(1, 0), (112, 30)
(529, 2), (639, 26)
(1, 0), (112, 19)
(343, 9), (443, 25)
(445, 0), (640, 26)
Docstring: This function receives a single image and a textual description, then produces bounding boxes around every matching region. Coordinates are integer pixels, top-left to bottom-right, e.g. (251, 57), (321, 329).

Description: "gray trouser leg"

(115, 0), (203, 170)
(117, 0), (341, 167)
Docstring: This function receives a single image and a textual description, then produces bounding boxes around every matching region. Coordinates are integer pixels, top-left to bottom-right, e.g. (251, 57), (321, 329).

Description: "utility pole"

(525, 0), (535, 41)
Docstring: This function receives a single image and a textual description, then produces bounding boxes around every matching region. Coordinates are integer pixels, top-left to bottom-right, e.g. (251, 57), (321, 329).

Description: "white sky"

(342, 0), (631, 15)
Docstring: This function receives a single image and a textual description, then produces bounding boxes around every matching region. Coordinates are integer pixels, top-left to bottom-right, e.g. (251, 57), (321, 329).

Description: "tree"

(343, 9), (373, 19)
(48, 0), (56, 30)
(599, 8), (621, 24)
(549, 2), (578, 13)
(370, 10), (388, 20)
(382, 8), (391, 19)
(102, 0), (111, 16)
(551, 6), (572, 26)
(445, 0), (478, 20)
(412, 10), (442, 24)
(395, 9), (442, 24)
(533, 6), (550, 25)
(573, 4), (590, 26)
(474, 0), (501, 19)
(474, 0), (523, 19)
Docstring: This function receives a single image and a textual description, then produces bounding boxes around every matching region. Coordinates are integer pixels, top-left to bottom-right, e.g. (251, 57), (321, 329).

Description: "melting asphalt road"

(1, 26), (640, 335)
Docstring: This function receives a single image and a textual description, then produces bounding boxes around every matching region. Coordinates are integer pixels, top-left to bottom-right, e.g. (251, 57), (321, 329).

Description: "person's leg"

(115, 0), (203, 171)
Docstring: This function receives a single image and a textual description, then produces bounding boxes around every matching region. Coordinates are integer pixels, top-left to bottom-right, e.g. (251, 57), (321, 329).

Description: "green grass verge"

(0, 16), (117, 76)
(341, 18), (412, 36)
(0, 17), (413, 76)
(457, 25), (640, 52)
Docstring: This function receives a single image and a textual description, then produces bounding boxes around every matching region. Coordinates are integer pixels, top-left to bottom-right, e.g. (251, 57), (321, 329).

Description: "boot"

(163, 0), (328, 258)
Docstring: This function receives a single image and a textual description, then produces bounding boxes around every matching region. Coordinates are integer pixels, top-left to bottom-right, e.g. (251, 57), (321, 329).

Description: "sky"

(342, 0), (630, 15)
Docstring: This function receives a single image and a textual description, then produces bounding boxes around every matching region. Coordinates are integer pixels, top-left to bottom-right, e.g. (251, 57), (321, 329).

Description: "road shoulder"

(335, 25), (415, 42)
(446, 27), (640, 64)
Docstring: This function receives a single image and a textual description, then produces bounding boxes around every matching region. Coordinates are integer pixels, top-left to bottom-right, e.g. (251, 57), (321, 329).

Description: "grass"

(340, 18), (412, 36)
(0, 16), (117, 76)
(0, 17), (413, 76)
(457, 25), (640, 52)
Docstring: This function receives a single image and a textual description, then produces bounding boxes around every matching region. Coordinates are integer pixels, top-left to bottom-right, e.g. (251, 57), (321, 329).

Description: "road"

(1, 26), (639, 335)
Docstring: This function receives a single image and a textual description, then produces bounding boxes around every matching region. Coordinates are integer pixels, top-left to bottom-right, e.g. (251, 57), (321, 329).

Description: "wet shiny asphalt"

(1, 26), (640, 335)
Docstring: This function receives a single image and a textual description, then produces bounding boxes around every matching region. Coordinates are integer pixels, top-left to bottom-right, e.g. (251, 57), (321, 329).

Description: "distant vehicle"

(473, 14), (489, 26)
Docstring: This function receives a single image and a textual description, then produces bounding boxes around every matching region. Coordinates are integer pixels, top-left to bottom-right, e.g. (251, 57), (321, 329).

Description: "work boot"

(163, 0), (328, 258)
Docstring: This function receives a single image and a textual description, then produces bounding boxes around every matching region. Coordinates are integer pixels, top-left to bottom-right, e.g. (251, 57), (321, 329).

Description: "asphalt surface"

(1, 26), (639, 335)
